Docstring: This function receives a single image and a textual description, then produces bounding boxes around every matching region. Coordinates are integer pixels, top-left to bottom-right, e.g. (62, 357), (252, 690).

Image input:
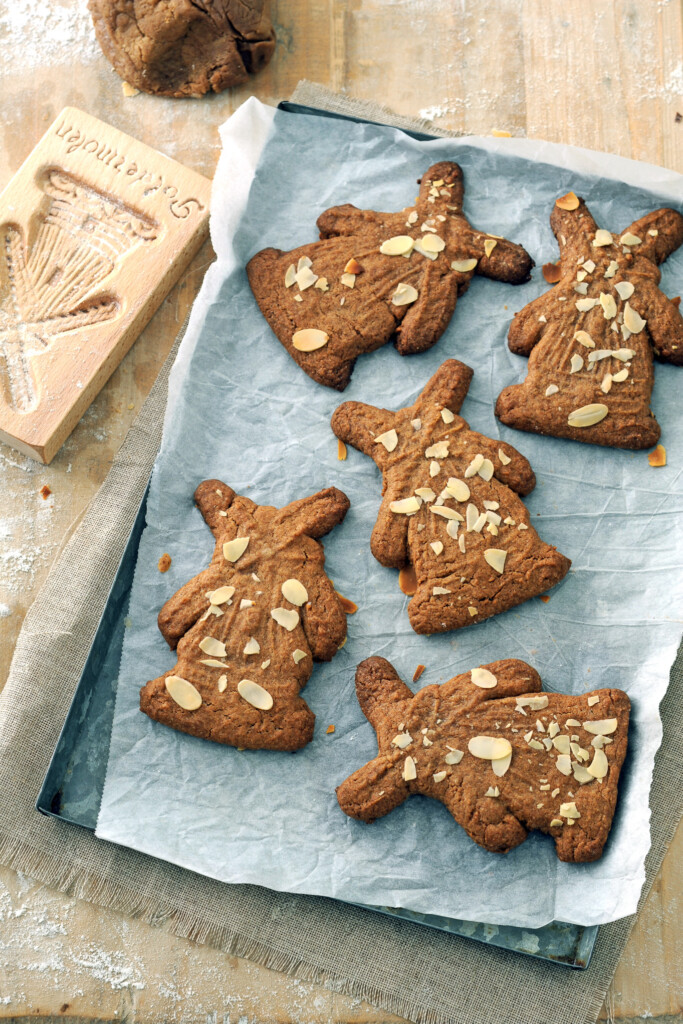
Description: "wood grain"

(0, 0), (681, 1020)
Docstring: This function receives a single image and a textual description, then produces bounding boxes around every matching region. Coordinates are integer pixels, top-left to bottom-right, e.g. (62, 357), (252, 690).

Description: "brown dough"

(88, 0), (276, 98)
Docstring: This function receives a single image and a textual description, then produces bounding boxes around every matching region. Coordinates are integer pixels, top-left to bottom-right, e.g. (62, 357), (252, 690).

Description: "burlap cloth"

(0, 83), (681, 1024)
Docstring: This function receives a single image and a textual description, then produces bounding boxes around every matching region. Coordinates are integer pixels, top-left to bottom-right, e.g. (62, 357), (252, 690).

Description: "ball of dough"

(88, 0), (276, 98)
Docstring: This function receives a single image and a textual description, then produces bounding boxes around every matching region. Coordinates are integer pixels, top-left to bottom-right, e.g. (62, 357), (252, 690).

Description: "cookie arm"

(355, 656), (413, 727)
(336, 756), (410, 823)
(639, 287), (683, 365)
(317, 205), (382, 239)
(276, 487), (351, 539)
(411, 358), (473, 416)
(394, 266), (460, 355)
(416, 161), (465, 212)
(370, 489), (411, 568)
(300, 575), (347, 661)
(441, 659), (542, 701)
(549, 198), (598, 262)
(331, 401), (395, 461)
(461, 430), (536, 495)
(508, 292), (551, 356)
(157, 565), (224, 649)
(474, 236), (534, 284)
(194, 480), (237, 535)
(623, 208), (683, 264)
(444, 787), (528, 854)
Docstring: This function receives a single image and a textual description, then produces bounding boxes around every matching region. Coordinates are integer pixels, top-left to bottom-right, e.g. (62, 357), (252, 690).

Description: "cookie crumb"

(122, 81), (140, 97)
(337, 439), (347, 461)
(326, 724), (335, 734)
(413, 664), (426, 683)
(648, 444), (666, 467)
(158, 553), (172, 573)
(542, 262), (561, 284)
(539, 594), (551, 604)
(39, 484), (52, 500)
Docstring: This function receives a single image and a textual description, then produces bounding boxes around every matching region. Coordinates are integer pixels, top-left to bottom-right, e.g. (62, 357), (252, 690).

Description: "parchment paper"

(96, 99), (683, 929)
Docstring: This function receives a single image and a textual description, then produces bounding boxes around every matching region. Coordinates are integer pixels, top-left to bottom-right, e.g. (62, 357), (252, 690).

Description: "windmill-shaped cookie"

(337, 656), (630, 862)
(496, 193), (683, 448)
(140, 480), (350, 751)
(247, 161), (533, 390)
(331, 360), (570, 634)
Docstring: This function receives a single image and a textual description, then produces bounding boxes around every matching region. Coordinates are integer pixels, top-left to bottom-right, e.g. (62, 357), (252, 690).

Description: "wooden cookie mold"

(0, 107), (211, 462)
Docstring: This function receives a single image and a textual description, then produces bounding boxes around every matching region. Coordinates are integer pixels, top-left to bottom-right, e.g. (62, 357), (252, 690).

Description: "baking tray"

(36, 102), (600, 970)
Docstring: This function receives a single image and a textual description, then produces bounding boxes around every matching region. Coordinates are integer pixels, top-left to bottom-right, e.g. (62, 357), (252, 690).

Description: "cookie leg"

(336, 757), (409, 823)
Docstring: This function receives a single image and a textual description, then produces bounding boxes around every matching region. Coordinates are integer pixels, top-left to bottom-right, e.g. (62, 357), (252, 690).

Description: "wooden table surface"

(0, 1), (681, 1020)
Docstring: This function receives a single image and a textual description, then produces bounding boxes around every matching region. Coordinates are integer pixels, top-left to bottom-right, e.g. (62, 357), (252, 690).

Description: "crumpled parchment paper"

(96, 99), (683, 928)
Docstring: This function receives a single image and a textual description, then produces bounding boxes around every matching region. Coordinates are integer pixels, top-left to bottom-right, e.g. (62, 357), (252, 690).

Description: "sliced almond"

(271, 607), (299, 631)
(545, 384), (559, 396)
(583, 718), (618, 735)
(593, 229), (613, 247)
(491, 752), (512, 777)
(604, 260), (619, 279)
(464, 453), (485, 478)
(555, 191), (580, 211)
(411, 417), (422, 431)
(284, 264), (296, 288)
(601, 373), (613, 394)
(430, 506), (464, 521)
(468, 605), (477, 616)
(570, 353), (584, 373)
(199, 659), (228, 668)
(623, 302), (646, 334)
(199, 636), (227, 657)
(296, 266), (318, 291)
(392, 731), (413, 749)
(209, 586), (235, 605)
(430, 541), (444, 555)
(391, 283), (419, 306)
(484, 548), (507, 574)
(612, 347), (636, 361)
(407, 210), (418, 225)
(615, 281), (634, 301)
(281, 578), (309, 606)
(451, 258), (478, 272)
(391, 496), (421, 515)
(445, 748), (464, 765)
(468, 736), (512, 761)
(620, 232), (642, 246)
(297, 256), (312, 272)
(237, 678), (273, 710)
(420, 234), (446, 252)
(243, 637), (260, 655)
(415, 487), (436, 503)
(612, 367), (629, 382)
(340, 273), (356, 288)
(432, 586), (451, 595)
(556, 754), (572, 776)
(576, 297), (599, 312)
(600, 292), (617, 319)
(587, 695), (600, 707)
(217, 675), (228, 692)
(478, 458), (494, 482)
(516, 696), (550, 714)
(344, 258), (362, 274)
(567, 403), (609, 428)
(380, 235), (414, 256)
(471, 667), (497, 689)
(484, 238), (498, 258)
(375, 428), (398, 452)
(560, 801), (581, 819)
(314, 277), (329, 292)
(574, 330), (595, 349)
(165, 675), (202, 711)
(292, 649), (308, 664)
(445, 477), (470, 502)
(402, 755), (417, 781)
(441, 408), (455, 423)
(425, 440), (449, 459)
(223, 536), (249, 562)
(447, 519), (460, 540)
(292, 329), (329, 352)
(574, 282), (588, 295)
(433, 770), (448, 783)
(498, 448), (511, 465)
(484, 786), (500, 798)
(587, 747), (608, 779)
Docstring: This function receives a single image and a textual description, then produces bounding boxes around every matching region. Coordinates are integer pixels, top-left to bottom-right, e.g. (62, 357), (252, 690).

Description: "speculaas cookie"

(89, 0), (275, 98)
(496, 193), (683, 448)
(140, 480), (349, 751)
(247, 161), (533, 390)
(337, 656), (630, 862)
(331, 359), (570, 633)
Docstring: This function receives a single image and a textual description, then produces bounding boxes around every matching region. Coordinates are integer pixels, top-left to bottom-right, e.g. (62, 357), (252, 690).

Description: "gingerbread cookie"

(331, 360), (570, 633)
(496, 193), (683, 448)
(247, 161), (533, 390)
(140, 480), (349, 751)
(337, 656), (630, 862)
(89, 0), (276, 98)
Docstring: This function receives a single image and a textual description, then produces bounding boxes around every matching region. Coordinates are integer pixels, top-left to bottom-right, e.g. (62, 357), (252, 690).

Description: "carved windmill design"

(0, 171), (157, 412)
